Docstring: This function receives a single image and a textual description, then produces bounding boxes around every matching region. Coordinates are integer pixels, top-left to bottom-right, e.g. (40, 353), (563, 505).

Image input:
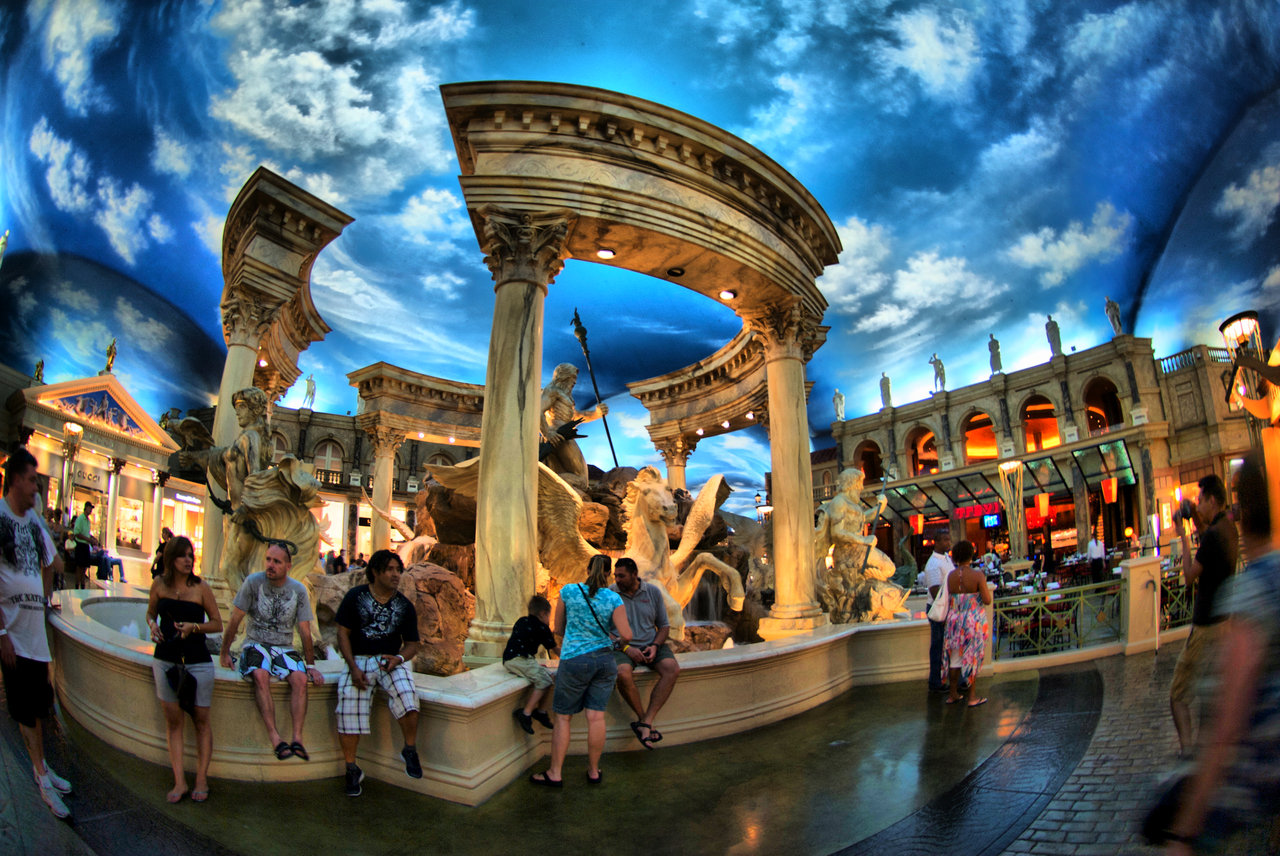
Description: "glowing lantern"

(911, 514), (925, 535)
(1101, 477), (1119, 504)
(1035, 492), (1051, 517)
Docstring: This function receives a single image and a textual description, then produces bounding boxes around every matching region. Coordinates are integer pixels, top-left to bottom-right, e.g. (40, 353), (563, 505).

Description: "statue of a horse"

(623, 467), (745, 640)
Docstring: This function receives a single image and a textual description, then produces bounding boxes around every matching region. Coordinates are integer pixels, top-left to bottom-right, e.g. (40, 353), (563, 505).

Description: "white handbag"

(927, 568), (950, 622)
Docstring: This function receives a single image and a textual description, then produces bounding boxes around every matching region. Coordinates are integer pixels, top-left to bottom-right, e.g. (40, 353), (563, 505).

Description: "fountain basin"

(52, 589), (934, 804)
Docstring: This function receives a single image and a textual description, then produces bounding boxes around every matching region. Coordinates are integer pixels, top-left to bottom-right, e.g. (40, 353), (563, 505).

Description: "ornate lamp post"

(997, 459), (1028, 563)
(59, 422), (83, 517)
(1219, 310), (1280, 536)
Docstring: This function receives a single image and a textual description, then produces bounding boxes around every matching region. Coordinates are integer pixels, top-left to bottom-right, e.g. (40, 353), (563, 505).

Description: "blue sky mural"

(1, 0), (1278, 514)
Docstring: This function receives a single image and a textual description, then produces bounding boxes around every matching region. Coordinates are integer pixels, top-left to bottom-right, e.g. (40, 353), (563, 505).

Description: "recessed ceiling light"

(721, 420), (730, 428)
(448, 436), (455, 444)
(258, 358), (268, 367)
(695, 428), (704, 436)
(719, 289), (736, 300)
(746, 411), (754, 420)
(596, 248), (616, 259)
(667, 267), (684, 278)
(417, 432), (424, 439)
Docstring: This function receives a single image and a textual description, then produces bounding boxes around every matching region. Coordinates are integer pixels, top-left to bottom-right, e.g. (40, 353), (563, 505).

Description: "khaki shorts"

(1170, 622), (1225, 706)
(503, 655), (553, 690)
(614, 643), (676, 668)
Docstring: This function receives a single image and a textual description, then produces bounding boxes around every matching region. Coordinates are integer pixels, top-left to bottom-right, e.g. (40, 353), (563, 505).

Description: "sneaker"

(531, 710), (553, 730)
(344, 764), (364, 797)
(42, 764), (72, 795)
(401, 746), (423, 779)
(39, 776), (71, 819)
(513, 709), (534, 735)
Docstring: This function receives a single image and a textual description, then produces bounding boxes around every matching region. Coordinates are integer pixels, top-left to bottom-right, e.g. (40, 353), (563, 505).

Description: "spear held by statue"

(571, 309), (619, 469)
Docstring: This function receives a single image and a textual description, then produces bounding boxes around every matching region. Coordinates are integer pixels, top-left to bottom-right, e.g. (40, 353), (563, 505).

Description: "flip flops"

(967, 698), (988, 708)
(587, 770), (603, 785)
(191, 790), (209, 803)
(290, 741), (310, 761)
(529, 771), (563, 788)
(273, 742), (293, 760)
(630, 721), (656, 749)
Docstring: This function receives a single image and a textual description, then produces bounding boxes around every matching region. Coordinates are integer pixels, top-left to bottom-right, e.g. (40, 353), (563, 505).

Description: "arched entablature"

(1081, 374), (1126, 436)
(851, 439), (884, 482)
(903, 423), (940, 477)
(1018, 393), (1060, 453)
(959, 408), (999, 466)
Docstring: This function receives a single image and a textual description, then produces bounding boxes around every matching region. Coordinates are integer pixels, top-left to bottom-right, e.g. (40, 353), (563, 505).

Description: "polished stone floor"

(0, 644), (1189, 856)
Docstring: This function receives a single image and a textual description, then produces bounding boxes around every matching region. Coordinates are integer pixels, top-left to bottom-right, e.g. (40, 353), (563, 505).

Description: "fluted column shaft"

(468, 208), (573, 660)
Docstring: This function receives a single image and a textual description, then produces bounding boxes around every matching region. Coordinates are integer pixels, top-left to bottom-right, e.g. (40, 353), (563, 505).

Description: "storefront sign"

(167, 490), (202, 506)
(73, 467), (103, 487)
(953, 501), (999, 520)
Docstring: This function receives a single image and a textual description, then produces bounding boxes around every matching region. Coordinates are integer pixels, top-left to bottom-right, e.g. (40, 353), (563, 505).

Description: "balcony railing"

(992, 579), (1123, 660)
(1158, 346), (1232, 375)
(316, 469), (344, 486)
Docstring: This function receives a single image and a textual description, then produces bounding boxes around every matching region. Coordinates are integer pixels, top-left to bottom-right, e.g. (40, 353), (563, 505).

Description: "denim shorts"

(552, 648), (617, 715)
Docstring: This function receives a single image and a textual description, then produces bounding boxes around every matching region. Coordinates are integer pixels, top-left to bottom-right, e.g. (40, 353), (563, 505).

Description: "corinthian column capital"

(655, 436), (697, 467)
(368, 425), (406, 458)
(740, 301), (820, 361)
(221, 286), (276, 349)
(477, 207), (576, 290)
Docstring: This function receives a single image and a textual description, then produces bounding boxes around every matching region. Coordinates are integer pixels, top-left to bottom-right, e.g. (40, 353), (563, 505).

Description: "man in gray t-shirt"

(219, 544), (324, 761)
(610, 557), (680, 749)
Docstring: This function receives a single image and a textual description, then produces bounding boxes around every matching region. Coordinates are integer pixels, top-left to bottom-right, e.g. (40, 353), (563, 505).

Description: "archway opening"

(1021, 396), (1059, 452)
(1083, 377), (1123, 436)
(853, 440), (884, 482)
(961, 411), (998, 465)
(905, 426), (938, 476)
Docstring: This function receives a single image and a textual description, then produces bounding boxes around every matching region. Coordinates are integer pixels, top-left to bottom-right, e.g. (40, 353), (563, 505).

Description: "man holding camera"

(1169, 474), (1238, 758)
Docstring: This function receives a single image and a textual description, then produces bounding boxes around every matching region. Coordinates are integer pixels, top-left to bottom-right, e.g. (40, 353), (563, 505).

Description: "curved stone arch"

(312, 437), (345, 471)
(1079, 372), (1127, 434)
(957, 407), (1000, 466)
(270, 431), (291, 464)
(902, 422), (941, 477)
(851, 438), (884, 482)
(1016, 391), (1061, 453)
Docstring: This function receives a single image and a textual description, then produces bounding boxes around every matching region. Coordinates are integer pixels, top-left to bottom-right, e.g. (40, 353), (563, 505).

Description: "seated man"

(335, 549), (422, 797)
(611, 557), (680, 748)
(219, 543), (324, 761)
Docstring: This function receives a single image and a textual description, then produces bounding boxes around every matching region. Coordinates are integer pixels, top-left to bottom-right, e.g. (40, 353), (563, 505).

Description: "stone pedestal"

(1120, 555), (1162, 655)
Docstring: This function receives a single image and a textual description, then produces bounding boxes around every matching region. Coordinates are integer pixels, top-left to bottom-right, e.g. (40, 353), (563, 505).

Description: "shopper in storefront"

(69, 501), (94, 589)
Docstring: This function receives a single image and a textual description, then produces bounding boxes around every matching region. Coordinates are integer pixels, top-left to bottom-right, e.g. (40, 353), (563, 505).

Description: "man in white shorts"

(335, 549), (422, 796)
(219, 543), (324, 761)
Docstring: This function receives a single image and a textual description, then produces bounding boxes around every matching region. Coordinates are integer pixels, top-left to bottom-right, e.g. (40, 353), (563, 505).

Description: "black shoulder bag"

(578, 584), (622, 650)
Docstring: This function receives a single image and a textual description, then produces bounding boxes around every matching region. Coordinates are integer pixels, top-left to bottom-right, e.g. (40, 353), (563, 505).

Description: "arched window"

(905, 427), (938, 477)
(961, 411), (998, 465)
(1083, 377), (1123, 436)
(1021, 395), (1059, 451)
(426, 452), (455, 468)
(271, 432), (290, 464)
(853, 440), (884, 482)
(313, 439), (344, 473)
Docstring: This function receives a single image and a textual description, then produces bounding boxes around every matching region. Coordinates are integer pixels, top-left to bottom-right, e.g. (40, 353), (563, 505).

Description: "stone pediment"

(22, 374), (179, 455)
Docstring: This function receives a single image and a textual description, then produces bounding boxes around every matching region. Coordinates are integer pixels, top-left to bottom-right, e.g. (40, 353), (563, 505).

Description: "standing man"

(334, 549), (422, 796)
(611, 557), (679, 748)
(70, 500), (94, 589)
(1087, 531), (1107, 584)
(924, 532), (954, 694)
(219, 543), (325, 762)
(1169, 474), (1238, 758)
(0, 448), (73, 818)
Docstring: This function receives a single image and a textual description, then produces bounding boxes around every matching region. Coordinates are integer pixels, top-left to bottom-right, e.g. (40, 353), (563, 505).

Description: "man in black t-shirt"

(1169, 474), (1239, 757)
(335, 550), (421, 796)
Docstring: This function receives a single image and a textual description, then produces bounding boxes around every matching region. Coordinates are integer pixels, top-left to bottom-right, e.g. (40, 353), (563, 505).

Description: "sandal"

(944, 697), (962, 705)
(630, 721), (656, 750)
(967, 697), (988, 708)
(587, 770), (603, 785)
(529, 771), (563, 788)
(647, 727), (664, 744)
(289, 741), (310, 761)
(191, 790), (209, 803)
(273, 742), (293, 760)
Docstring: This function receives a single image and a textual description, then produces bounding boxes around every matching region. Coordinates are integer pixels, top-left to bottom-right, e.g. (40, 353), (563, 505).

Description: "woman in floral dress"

(944, 540), (992, 707)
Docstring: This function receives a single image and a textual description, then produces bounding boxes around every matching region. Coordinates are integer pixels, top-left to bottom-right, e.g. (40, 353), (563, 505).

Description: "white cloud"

(891, 250), (1007, 307)
(1064, 4), (1167, 69)
(92, 178), (154, 264)
(1005, 201), (1132, 286)
(48, 306), (111, 368)
(819, 216), (892, 314)
(613, 410), (653, 441)
(147, 214), (172, 244)
(29, 0), (120, 115)
(878, 7), (981, 102)
(852, 302), (913, 334)
(152, 127), (192, 178)
(420, 271), (463, 300)
(113, 297), (172, 352)
(1214, 159), (1280, 246)
(49, 279), (98, 313)
(1263, 265), (1280, 290)
(737, 72), (836, 161)
(395, 187), (468, 239)
(977, 121), (1061, 178)
(29, 117), (93, 212)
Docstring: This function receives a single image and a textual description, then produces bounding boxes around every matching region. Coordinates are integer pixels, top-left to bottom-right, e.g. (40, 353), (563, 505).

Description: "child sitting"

(503, 595), (559, 733)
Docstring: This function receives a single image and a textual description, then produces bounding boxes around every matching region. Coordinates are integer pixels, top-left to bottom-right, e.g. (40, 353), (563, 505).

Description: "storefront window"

(116, 497), (144, 551)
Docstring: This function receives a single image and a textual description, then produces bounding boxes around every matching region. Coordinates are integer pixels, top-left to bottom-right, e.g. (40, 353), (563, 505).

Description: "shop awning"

(932, 472), (1001, 507)
(881, 482), (948, 520)
(1070, 438), (1137, 489)
(1022, 454), (1070, 496)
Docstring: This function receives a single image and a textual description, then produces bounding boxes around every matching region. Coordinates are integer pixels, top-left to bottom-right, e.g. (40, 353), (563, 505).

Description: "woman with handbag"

(942, 540), (992, 707)
(530, 554), (632, 787)
(145, 536), (223, 803)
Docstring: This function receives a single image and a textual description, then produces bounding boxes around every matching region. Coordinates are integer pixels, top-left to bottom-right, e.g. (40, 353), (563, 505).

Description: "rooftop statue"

(0, 229), (8, 270)
(174, 387), (322, 587)
(1046, 314), (1062, 356)
(880, 372), (892, 408)
(540, 363), (608, 490)
(833, 388), (845, 421)
(813, 468), (908, 623)
(105, 337), (117, 373)
(1105, 296), (1123, 336)
(929, 353), (946, 392)
(32, 359), (43, 384)
(988, 333), (1002, 374)
(302, 374), (316, 409)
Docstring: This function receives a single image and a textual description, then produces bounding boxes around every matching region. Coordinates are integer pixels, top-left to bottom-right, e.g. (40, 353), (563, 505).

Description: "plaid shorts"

(336, 655), (419, 735)
(237, 642), (307, 681)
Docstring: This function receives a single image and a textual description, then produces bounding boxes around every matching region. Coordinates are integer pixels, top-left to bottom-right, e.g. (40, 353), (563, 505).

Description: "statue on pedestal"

(105, 338), (117, 373)
(302, 374), (316, 409)
(175, 387), (322, 588)
(988, 334), (1002, 374)
(32, 359), (43, 384)
(879, 372), (892, 408)
(1105, 296), (1123, 336)
(813, 468), (908, 623)
(833, 388), (845, 421)
(0, 229), (8, 270)
(1046, 315), (1062, 356)
(929, 354), (946, 392)
(540, 363), (608, 489)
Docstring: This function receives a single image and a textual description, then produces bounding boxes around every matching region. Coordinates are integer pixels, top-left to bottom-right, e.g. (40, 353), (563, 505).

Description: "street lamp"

(1219, 309), (1280, 536)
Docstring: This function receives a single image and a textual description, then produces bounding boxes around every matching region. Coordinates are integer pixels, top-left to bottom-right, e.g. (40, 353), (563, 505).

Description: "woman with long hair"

(943, 539), (992, 707)
(530, 554), (632, 787)
(145, 536), (223, 802)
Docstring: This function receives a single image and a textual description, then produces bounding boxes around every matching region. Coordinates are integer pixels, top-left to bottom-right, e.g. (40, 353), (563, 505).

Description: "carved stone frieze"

(477, 207), (575, 289)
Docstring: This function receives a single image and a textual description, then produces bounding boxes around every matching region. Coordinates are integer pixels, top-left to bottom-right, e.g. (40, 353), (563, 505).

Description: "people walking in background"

(924, 532), (954, 694)
(530, 554), (631, 787)
(150, 527), (173, 578)
(1087, 532), (1107, 584)
(146, 536), (222, 803)
(943, 540), (992, 708)
(70, 501), (94, 588)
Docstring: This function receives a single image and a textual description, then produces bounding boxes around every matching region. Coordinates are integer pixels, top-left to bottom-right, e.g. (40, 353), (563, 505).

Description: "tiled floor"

(0, 642), (1193, 856)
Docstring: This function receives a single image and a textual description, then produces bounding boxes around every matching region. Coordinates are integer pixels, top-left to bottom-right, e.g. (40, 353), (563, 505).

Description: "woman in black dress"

(145, 536), (223, 803)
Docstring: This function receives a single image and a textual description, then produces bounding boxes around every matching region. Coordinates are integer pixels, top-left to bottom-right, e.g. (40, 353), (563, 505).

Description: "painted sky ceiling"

(1, 0), (1278, 514)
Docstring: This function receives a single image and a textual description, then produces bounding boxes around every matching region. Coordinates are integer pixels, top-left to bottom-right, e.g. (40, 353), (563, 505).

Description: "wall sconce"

(1101, 476), (1119, 504)
(1035, 492), (1050, 517)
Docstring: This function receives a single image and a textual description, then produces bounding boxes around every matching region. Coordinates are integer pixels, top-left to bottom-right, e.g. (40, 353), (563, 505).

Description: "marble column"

(468, 207), (574, 661)
(368, 425), (404, 552)
(657, 437), (695, 491)
(151, 471), (169, 558)
(201, 288), (270, 581)
(59, 427), (82, 517)
(743, 304), (827, 639)
(105, 457), (125, 555)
